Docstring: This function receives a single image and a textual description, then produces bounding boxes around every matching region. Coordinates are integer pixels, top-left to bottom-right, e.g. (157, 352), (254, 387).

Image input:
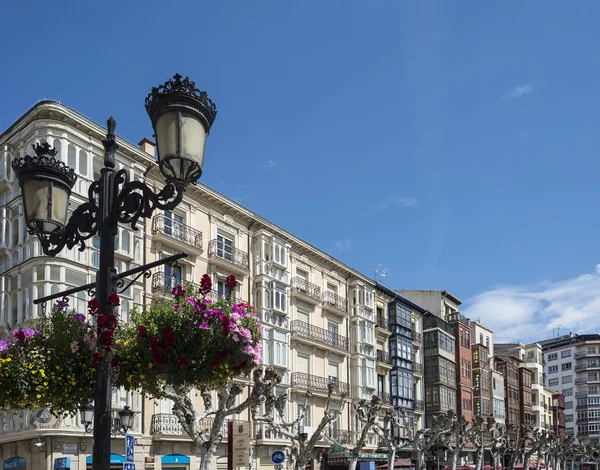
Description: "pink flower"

(198, 322), (210, 330)
(232, 334), (240, 342)
(238, 327), (252, 343)
(71, 341), (79, 353)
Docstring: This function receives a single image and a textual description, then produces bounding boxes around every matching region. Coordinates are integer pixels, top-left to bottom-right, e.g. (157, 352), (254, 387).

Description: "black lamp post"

(12, 73), (216, 470)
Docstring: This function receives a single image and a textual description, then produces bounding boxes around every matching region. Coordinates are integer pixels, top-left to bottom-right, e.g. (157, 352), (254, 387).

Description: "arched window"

(68, 144), (77, 169)
(52, 138), (62, 161)
(121, 230), (130, 254)
(264, 290), (270, 309)
(79, 149), (88, 176)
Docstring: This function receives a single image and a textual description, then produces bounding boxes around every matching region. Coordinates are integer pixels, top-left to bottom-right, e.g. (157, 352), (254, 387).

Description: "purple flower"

(238, 327), (252, 343)
(73, 313), (86, 325)
(0, 339), (12, 352)
(232, 333), (240, 342)
(198, 322), (210, 330)
(56, 300), (69, 308)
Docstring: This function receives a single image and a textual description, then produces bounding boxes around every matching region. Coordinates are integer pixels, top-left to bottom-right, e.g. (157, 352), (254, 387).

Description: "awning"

(377, 459), (415, 469)
(86, 454), (125, 465)
(3, 458), (26, 470)
(161, 455), (191, 465)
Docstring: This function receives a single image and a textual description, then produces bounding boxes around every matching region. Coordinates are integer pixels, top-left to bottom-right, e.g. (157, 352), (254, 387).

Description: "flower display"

(0, 301), (96, 415)
(114, 274), (262, 398)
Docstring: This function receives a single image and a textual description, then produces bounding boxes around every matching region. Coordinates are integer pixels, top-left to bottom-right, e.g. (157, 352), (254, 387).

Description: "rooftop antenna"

(374, 265), (388, 283)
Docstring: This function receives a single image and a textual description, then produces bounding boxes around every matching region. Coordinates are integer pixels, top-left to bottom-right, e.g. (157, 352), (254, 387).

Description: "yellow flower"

(36, 394), (41, 399)
(43, 382), (48, 386)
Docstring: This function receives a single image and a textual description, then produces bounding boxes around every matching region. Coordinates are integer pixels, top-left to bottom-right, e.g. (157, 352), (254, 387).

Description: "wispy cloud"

(502, 81), (547, 100)
(263, 160), (277, 169)
(333, 239), (352, 252)
(365, 195), (417, 216)
(462, 264), (600, 343)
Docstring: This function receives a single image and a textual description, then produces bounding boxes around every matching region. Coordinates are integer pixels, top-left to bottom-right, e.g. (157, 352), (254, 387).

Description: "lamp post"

(12, 73), (216, 470)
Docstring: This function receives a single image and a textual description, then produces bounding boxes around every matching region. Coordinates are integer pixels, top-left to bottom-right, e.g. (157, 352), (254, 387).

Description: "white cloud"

(365, 195), (417, 216)
(263, 160), (277, 169)
(333, 239), (352, 252)
(462, 265), (600, 343)
(502, 81), (547, 100)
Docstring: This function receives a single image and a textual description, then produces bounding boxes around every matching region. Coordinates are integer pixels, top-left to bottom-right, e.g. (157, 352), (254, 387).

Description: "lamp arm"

(114, 169), (186, 230)
(37, 181), (100, 256)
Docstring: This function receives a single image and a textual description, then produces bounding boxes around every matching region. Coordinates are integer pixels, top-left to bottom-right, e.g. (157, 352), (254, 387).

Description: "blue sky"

(2, 1), (600, 342)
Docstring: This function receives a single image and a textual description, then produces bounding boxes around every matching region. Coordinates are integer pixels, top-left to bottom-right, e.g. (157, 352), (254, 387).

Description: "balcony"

(446, 312), (470, 327)
(412, 331), (422, 343)
(376, 350), (392, 366)
(375, 314), (388, 330)
(207, 239), (249, 273)
(291, 372), (349, 396)
(576, 362), (600, 371)
(576, 378), (588, 385)
(255, 424), (288, 442)
(424, 374), (456, 388)
(327, 428), (357, 445)
(151, 414), (250, 437)
(152, 214), (203, 254)
(376, 392), (393, 406)
(576, 350), (600, 359)
(322, 291), (348, 314)
(413, 363), (424, 375)
(414, 400), (425, 412)
(152, 272), (199, 294)
(291, 277), (321, 304)
(291, 320), (349, 352)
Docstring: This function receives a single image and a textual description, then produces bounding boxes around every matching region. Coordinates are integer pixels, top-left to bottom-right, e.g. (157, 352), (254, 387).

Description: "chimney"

(138, 138), (156, 156)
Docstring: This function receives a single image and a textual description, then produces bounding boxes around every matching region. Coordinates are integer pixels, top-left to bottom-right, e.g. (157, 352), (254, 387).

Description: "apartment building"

(491, 371), (506, 425)
(470, 322), (494, 420)
(552, 393), (566, 441)
(0, 101), (403, 470)
(494, 356), (521, 428)
(447, 313), (474, 422)
(541, 333), (600, 445)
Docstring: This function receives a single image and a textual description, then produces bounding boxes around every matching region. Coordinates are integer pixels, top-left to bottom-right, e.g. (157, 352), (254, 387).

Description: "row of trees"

(0, 278), (597, 470)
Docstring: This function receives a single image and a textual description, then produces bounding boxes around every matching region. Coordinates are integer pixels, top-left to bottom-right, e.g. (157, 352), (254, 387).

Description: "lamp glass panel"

(51, 183), (69, 226)
(155, 111), (178, 162)
(180, 112), (206, 166)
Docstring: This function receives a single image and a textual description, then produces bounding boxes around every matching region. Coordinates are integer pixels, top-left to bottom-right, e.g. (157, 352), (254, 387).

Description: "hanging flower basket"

(114, 274), (263, 398)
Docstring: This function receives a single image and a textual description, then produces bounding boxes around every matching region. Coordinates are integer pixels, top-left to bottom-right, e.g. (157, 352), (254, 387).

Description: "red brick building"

(448, 312), (474, 422)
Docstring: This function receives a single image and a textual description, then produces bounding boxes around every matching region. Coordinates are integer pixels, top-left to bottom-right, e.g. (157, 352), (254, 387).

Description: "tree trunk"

(475, 449), (483, 470)
(417, 450), (427, 470)
(452, 448), (460, 470)
(524, 454), (531, 470)
(386, 448), (396, 470)
(198, 441), (218, 470)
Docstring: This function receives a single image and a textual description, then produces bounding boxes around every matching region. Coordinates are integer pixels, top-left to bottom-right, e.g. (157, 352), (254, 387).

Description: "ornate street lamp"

(13, 73), (217, 470)
(80, 403), (94, 433)
(117, 405), (134, 434)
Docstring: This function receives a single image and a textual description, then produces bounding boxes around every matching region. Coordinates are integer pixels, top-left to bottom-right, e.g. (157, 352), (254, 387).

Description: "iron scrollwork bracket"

(114, 169), (186, 231)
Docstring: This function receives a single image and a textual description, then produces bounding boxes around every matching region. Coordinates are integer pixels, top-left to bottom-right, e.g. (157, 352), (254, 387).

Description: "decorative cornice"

(293, 342), (316, 354)
(325, 312), (343, 324)
(293, 300), (314, 312)
(325, 351), (344, 363)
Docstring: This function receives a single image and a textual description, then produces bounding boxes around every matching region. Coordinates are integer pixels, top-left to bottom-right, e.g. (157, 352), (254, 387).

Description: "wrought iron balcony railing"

(291, 372), (349, 395)
(414, 400), (425, 412)
(413, 362), (423, 375)
(376, 392), (393, 405)
(412, 331), (422, 343)
(376, 350), (392, 365)
(151, 413), (250, 436)
(152, 272), (199, 293)
(291, 320), (349, 351)
(152, 214), (202, 250)
(376, 317), (387, 330)
(327, 428), (356, 445)
(208, 239), (249, 270)
(322, 291), (347, 312)
(291, 277), (321, 300)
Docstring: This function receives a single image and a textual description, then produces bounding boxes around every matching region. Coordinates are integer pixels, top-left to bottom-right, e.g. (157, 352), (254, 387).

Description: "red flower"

(92, 352), (103, 365)
(210, 356), (222, 367)
(162, 327), (174, 337)
(138, 325), (147, 338)
(111, 356), (120, 368)
(171, 285), (185, 297)
(225, 275), (237, 290)
(149, 336), (159, 350)
(97, 314), (118, 329)
(233, 360), (248, 371)
(101, 329), (114, 347)
(88, 298), (100, 315)
(221, 316), (233, 334)
(200, 274), (212, 295)
(176, 355), (188, 366)
(108, 292), (120, 306)
(152, 351), (167, 365)
(13, 330), (25, 342)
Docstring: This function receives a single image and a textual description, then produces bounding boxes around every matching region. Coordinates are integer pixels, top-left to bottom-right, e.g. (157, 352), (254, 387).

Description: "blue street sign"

(123, 463), (135, 470)
(271, 451), (285, 465)
(126, 435), (135, 463)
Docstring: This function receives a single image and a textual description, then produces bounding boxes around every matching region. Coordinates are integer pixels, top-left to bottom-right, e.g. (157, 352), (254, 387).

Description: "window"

(461, 359), (471, 379)
(68, 144), (77, 169)
(562, 375), (572, 384)
(548, 365), (558, 374)
(164, 211), (184, 239)
(563, 388), (573, 397)
(297, 404), (309, 427)
(562, 350), (572, 358)
(217, 279), (232, 299)
(562, 362), (572, 371)
(460, 329), (470, 348)
(548, 353), (558, 361)
(273, 283), (287, 313)
(463, 398), (472, 411)
(216, 233), (233, 260)
(79, 149), (88, 176)
(549, 378), (559, 387)
(480, 333), (483, 344)
(486, 336), (490, 349)
(165, 264), (182, 290)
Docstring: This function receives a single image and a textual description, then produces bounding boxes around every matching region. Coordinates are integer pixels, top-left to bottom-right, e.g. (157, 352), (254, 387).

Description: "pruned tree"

(412, 413), (455, 470)
(253, 381), (347, 470)
(165, 368), (282, 470)
(470, 416), (487, 470)
(498, 424), (521, 470)
(438, 411), (484, 470)
(487, 420), (509, 470)
(521, 425), (546, 470)
(533, 430), (557, 470)
(348, 396), (383, 470)
(372, 408), (416, 470)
